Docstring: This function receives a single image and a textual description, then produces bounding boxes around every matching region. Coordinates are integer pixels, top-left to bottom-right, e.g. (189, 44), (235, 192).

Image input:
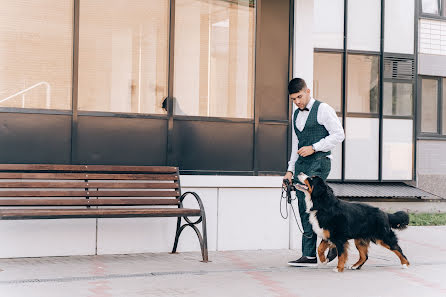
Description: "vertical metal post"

(378, 0), (385, 181)
(167, 0), (176, 166)
(71, 0), (80, 164)
(287, 0), (295, 174)
(341, 0), (348, 181)
(253, 0), (261, 175)
(413, 0), (419, 181)
(439, 78), (443, 135)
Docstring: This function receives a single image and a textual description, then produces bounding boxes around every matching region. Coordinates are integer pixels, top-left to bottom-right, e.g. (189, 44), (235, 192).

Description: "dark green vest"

(293, 100), (331, 178)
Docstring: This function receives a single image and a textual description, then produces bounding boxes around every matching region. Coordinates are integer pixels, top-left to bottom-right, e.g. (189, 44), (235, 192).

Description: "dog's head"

(295, 173), (332, 210)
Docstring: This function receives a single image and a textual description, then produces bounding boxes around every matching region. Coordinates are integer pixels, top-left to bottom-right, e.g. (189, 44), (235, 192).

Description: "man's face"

(290, 88), (311, 110)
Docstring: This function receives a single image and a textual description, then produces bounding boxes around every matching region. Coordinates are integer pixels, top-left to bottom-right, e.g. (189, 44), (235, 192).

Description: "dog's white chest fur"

(304, 192), (327, 239)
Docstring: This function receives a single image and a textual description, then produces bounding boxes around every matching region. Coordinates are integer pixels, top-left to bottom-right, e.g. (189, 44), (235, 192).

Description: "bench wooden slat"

(0, 164), (178, 173)
(0, 182), (179, 189)
(0, 173), (178, 180)
(0, 208), (201, 219)
(0, 190), (180, 197)
(0, 198), (180, 206)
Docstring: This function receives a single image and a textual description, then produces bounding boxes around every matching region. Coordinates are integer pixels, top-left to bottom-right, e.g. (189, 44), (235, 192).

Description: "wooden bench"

(0, 164), (208, 262)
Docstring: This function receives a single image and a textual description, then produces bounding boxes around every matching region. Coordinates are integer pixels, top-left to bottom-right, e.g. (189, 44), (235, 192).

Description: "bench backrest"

(0, 164), (181, 207)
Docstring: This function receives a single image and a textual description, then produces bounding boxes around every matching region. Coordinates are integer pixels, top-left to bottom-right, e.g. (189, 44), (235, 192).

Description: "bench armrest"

(179, 191), (206, 225)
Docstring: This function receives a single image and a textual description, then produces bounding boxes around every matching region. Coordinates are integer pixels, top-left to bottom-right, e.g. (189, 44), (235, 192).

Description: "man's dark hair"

(288, 78), (307, 95)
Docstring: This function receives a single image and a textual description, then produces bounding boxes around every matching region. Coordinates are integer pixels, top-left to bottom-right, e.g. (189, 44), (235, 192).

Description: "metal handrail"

(0, 81), (51, 108)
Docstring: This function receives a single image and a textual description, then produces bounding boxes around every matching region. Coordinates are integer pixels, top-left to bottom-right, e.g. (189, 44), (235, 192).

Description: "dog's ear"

(310, 176), (327, 199)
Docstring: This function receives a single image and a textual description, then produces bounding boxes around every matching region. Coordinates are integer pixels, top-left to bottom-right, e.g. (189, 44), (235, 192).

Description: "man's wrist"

(286, 171), (294, 176)
(311, 144), (317, 152)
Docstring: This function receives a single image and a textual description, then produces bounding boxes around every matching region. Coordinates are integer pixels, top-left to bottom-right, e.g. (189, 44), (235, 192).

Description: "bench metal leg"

(171, 192), (208, 262)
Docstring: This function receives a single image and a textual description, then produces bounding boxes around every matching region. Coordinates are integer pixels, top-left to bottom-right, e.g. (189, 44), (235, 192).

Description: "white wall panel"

(0, 219), (96, 258)
(384, 0), (414, 54)
(218, 188), (289, 250)
(382, 119), (413, 180)
(419, 19), (446, 55)
(345, 117), (379, 180)
(97, 188), (218, 254)
(313, 0), (344, 49)
(327, 117), (343, 180)
(347, 0), (381, 52)
(294, 0), (314, 89)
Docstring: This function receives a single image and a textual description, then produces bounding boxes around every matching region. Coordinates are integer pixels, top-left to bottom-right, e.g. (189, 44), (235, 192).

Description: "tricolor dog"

(294, 173), (410, 272)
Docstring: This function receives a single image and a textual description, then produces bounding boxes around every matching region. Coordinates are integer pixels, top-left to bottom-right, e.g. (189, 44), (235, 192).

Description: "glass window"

(173, 0), (255, 118)
(78, 0), (169, 114)
(422, 0), (439, 14)
(347, 55), (380, 113)
(384, 0), (414, 55)
(382, 119), (413, 180)
(443, 79), (446, 135)
(313, 52), (342, 112)
(421, 78), (438, 133)
(345, 117), (379, 180)
(0, 1), (73, 110)
(313, 0), (344, 49)
(383, 82), (413, 116)
(347, 0), (381, 52)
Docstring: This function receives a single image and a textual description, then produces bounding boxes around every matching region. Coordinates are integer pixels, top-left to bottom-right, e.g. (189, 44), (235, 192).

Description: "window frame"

(420, 0), (446, 19)
(382, 80), (414, 118)
(313, 49), (344, 115)
(417, 75), (446, 138)
(382, 54), (416, 120)
(346, 51), (381, 117)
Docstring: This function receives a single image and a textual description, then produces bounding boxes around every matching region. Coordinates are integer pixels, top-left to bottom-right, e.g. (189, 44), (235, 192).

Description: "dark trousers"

(295, 157), (331, 257)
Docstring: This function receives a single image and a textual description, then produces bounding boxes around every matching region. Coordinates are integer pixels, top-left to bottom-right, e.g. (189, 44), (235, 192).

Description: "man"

(284, 78), (345, 267)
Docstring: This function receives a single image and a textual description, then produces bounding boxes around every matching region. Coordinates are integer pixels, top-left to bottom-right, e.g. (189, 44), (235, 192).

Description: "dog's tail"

(387, 211), (409, 230)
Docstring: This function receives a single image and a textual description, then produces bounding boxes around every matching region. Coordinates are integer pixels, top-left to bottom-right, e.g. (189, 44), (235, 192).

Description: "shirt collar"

(305, 97), (315, 111)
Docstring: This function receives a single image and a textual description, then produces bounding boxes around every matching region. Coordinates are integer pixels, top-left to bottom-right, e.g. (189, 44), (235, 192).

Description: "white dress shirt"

(287, 97), (345, 174)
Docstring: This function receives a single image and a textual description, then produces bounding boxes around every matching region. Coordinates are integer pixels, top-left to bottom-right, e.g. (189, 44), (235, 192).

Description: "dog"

(294, 173), (410, 272)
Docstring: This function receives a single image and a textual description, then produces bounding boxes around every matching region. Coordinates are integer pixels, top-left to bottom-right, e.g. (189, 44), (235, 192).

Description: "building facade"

(0, 0), (444, 257)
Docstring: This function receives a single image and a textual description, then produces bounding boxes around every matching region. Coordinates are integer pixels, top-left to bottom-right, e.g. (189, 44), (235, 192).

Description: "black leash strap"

(280, 179), (313, 239)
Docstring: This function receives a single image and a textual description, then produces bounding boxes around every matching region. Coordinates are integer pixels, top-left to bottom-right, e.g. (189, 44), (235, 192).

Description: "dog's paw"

(348, 265), (359, 270)
(402, 264), (408, 269)
(333, 268), (339, 272)
(320, 259), (328, 265)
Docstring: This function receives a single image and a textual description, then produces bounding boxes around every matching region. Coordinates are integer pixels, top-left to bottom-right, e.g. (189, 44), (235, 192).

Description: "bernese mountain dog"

(294, 173), (410, 272)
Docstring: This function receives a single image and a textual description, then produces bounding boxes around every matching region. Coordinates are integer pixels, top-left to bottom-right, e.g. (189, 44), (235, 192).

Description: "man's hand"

(297, 145), (315, 157)
(283, 171), (293, 185)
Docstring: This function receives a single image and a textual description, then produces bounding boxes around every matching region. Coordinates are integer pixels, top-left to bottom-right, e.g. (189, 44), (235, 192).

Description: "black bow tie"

(299, 108), (309, 112)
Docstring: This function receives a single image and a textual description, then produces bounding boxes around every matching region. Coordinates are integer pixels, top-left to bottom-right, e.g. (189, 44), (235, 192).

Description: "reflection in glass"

(347, 55), (380, 113)
(421, 78), (438, 133)
(313, 53), (342, 112)
(383, 82), (413, 116)
(422, 0), (439, 14)
(0, 1), (73, 110)
(173, 0), (255, 118)
(78, 0), (169, 114)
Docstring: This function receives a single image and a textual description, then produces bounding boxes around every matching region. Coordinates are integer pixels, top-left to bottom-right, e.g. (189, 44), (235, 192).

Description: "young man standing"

(284, 78), (345, 267)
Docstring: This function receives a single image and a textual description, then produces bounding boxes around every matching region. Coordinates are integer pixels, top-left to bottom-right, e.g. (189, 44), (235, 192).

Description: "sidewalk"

(0, 226), (445, 297)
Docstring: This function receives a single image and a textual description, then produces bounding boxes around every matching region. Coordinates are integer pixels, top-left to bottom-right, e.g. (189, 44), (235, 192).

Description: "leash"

(280, 179), (313, 239)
